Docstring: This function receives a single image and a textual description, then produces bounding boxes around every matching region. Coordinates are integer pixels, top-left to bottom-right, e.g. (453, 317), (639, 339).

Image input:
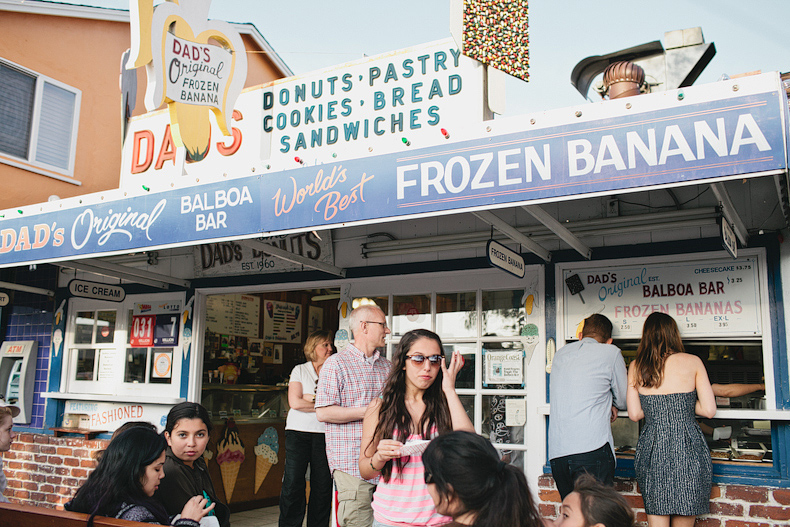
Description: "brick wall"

(3, 432), (107, 507)
(539, 474), (790, 526)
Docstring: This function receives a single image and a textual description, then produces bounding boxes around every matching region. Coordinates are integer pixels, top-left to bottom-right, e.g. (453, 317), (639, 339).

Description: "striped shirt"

(315, 343), (391, 482)
(372, 433), (450, 527)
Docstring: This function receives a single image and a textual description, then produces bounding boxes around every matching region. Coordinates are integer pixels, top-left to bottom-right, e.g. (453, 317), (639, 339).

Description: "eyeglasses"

(406, 354), (443, 365)
(364, 320), (388, 329)
(424, 471), (433, 484)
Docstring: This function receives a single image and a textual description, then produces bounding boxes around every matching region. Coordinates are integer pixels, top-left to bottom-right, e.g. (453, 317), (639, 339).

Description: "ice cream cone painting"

(128, 0), (247, 160)
(254, 427), (279, 493)
(216, 419), (245, 501)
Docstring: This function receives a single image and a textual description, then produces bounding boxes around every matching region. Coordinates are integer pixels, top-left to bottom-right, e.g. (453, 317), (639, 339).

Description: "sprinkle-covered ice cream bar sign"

(463, 0), (529, 81)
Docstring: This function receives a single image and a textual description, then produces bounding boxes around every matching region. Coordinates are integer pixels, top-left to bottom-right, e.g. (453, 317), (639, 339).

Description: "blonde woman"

(280, 330), (335, 527)
(627, 313), (716, 527)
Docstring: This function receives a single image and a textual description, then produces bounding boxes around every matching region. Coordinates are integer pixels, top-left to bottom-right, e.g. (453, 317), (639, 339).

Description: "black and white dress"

(635, 390), (712, 516)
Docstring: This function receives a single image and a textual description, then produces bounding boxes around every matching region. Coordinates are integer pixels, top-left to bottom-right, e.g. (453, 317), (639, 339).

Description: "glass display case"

(201, 384), (288, 424)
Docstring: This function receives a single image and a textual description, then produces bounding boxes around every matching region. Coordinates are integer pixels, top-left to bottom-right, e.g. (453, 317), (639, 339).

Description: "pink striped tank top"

(371, 432), (450, 527)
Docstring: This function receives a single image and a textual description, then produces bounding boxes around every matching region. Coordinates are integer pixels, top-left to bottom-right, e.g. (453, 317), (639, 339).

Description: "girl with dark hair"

(67, 427), (213, 526)
(421, 431), (543, 527)
(553, 474), (635, 527)
(359, 329), (473, 527)
(627, 312), (716, 527)
(155, 402), (231, 527)
(279, 330), (334, 527)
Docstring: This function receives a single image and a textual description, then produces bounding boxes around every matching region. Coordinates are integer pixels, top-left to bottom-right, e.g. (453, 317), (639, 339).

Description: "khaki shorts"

(333, 470), (375, 527)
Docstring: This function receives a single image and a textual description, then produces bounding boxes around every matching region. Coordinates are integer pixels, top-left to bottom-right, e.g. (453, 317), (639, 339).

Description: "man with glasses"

(316, 305), (391, 527)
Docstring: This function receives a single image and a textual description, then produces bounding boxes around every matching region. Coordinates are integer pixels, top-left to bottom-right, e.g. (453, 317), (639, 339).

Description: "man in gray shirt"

(549, 314), (627, 499)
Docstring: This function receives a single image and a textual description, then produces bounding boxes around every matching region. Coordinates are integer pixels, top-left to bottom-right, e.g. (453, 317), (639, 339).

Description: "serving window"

(62, 293), (184, 399)
(557, 249), (780, 473)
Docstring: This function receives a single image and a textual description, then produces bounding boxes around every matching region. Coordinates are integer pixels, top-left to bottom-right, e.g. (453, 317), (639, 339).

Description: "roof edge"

(0, 0), (292, 77)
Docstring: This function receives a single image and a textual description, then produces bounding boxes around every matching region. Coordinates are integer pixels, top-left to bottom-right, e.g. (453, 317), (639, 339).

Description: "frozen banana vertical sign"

(127, 0), (247, 160)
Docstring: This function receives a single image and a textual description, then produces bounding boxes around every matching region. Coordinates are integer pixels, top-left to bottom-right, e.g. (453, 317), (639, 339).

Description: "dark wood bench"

(0, 502), (149, 526)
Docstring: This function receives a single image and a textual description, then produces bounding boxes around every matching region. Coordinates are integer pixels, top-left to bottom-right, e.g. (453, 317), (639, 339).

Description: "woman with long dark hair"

(359, 329), (473, 527)
(155, 402), (231, 527)
(68, 427), (213, 526)
(421, 431), (543, 527)
(627, 312), (716, 527)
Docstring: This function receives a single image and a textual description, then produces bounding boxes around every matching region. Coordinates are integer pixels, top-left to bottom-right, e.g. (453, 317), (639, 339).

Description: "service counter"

(202, 384), (289, 511)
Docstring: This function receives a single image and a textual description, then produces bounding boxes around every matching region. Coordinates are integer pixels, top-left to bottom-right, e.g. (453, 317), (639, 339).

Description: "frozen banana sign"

(128, 0), (247, 160)
(165, 33), (230, 107)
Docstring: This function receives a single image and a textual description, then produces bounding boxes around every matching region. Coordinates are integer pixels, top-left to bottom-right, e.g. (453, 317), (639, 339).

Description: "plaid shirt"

(315, 343), (391, 482)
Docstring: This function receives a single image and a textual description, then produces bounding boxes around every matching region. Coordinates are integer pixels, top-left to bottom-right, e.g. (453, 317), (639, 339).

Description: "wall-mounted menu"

(206, 294), (261, 338)
(263, 300), (303, 343)
(562, 256), (762, 339)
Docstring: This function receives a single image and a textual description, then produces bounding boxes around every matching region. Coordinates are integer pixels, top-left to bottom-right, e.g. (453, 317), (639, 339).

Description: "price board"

(562, 256), (762, 339)
(130, 315), (155, 346)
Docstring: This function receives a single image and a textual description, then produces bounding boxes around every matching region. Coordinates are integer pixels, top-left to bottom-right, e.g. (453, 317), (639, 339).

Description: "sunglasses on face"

(406, 354), (444, 365)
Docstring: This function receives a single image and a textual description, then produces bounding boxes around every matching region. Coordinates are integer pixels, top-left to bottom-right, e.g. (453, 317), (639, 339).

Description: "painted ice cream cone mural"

(254, 427), (279, 493)
(128, 0), (247, 160)
(216, 419), (245, 501)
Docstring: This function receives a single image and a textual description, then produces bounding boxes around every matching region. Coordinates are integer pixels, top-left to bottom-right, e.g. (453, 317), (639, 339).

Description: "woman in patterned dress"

(627, 313), (716, 527)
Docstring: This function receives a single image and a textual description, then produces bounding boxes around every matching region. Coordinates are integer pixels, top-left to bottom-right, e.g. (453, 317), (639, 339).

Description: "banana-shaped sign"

(128, 0), (247, 160)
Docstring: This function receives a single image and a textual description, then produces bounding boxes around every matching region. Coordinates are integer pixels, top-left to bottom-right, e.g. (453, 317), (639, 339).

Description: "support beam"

(59, 262), (173, 290)
(521, 205), (592, 259)
(239, 240), (346, 277)
(0, 281), (55, 297)
(472, 210), (551, 262)
(65, 259), (191, 288)
(710, 183), (749, 246)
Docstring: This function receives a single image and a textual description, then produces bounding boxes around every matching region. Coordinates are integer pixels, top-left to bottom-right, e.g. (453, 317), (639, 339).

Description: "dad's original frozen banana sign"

(127, 0), (247, 161)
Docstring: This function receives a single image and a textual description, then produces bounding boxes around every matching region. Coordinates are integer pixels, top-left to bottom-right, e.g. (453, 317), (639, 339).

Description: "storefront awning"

(1, 72), (788, 269)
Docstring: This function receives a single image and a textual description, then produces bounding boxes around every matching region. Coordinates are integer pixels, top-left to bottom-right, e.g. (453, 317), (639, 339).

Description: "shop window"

(392, 294), (430, 336)
(482, 289), (526, 337)
(0, 58), (81, 179)
(75, 349), (96, 381)
(63, 295), (183, 398)
(436, 291), (476, 338)
(124, 347), (148, 383)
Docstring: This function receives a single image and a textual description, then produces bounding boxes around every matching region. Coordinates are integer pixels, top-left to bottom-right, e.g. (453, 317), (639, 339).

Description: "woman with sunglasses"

(360, 329), (474, 527)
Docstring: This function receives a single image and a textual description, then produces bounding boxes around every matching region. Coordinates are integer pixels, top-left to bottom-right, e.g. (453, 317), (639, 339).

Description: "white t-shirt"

(285, 362), (325, 433)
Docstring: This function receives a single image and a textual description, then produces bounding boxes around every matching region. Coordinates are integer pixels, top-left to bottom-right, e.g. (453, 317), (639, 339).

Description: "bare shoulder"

(666, 352), (704, 370)
(365, 397), (383, 416)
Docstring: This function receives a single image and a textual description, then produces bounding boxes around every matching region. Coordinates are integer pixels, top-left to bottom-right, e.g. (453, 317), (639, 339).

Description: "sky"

(67, 0), (790, 116)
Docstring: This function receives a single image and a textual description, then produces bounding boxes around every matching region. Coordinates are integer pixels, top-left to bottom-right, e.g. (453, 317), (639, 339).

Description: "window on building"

(64, 294), (184, 399)
(0, 58), (81, 179)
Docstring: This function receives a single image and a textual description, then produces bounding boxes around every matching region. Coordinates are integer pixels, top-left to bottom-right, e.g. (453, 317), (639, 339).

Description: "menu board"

(206, 294), (261, 338)
(563, 256), (762, 339)
(263, 300), (303, 343)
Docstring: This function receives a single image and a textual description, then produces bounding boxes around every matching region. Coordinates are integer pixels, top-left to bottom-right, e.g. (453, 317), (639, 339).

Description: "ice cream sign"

(562, 255), (763, 339)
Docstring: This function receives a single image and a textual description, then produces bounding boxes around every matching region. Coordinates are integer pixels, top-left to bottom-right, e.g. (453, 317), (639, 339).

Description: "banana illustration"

(129, 0), (247, 159)
(338, 284), (352, 319)
(54, 299), (66, 326)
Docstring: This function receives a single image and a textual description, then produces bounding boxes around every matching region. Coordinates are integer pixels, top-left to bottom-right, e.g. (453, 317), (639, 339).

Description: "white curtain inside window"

(36, 81), (76, 170)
